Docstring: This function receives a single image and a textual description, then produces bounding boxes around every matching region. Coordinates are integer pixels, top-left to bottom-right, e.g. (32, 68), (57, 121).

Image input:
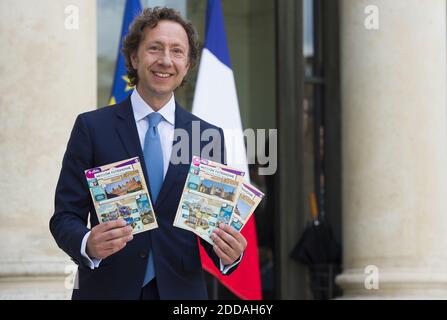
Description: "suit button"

(139, 252), (147, 259)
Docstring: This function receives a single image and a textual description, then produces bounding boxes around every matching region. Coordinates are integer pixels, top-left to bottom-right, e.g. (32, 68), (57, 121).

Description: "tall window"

(301, 0), (342, 300)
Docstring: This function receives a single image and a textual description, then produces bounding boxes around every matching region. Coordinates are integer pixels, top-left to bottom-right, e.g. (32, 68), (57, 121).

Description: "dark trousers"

(140, 279), (160, 300)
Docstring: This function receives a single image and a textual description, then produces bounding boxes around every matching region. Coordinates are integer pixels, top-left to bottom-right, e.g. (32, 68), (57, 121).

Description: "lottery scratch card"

(173, 156), (245, 245)
(230, 182), (264, 232)
(85, 157), (157, 234)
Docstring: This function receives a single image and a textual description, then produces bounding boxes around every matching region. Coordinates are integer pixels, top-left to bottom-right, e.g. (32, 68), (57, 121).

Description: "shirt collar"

(131, 88), (176, 126)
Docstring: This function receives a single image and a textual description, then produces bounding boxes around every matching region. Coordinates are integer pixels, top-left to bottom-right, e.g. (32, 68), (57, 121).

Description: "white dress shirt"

(81, 89), (241, 274)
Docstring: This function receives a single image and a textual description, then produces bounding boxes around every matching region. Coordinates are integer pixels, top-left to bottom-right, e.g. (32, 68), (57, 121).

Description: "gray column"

(337, 0), (447, 298)
(0, 0), (96, 299)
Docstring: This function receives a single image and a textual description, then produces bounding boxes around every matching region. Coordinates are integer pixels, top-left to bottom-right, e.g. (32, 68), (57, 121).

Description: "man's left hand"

(211, 223), (247, 265)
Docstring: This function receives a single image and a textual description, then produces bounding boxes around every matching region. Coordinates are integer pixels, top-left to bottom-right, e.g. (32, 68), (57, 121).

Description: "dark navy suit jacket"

(50, 97), (235, 299)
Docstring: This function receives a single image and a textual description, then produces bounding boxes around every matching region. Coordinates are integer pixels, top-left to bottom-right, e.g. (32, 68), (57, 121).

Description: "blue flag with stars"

(109, 0), (142, 105)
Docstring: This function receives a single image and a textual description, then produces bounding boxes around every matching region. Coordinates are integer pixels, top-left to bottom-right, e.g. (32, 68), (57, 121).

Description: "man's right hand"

(86, 219), (134, 260)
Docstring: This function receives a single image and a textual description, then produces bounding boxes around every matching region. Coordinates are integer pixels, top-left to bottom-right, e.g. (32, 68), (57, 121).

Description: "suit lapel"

(115, 97), (148, 179)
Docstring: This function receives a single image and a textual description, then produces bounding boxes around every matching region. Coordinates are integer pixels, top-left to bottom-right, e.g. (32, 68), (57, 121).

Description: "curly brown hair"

(122, 7), (200, 87)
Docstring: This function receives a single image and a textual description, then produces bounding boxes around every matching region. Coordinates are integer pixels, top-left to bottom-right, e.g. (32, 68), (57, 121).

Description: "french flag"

(193, 0), (262, 300)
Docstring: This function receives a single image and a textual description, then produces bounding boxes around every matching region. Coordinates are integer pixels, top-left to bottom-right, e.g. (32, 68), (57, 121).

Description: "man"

(50, 7), (247, 300)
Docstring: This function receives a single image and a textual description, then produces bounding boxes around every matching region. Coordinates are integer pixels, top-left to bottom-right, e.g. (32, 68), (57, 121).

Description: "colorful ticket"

(230, 182), (265, 231)
(85, 157), (157, 234)
(173, 156), (245, 245)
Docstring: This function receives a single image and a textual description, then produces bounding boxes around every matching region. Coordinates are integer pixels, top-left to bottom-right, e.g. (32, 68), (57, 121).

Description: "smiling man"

(127, 19), (190, 110)
(50, 7), (247, 300)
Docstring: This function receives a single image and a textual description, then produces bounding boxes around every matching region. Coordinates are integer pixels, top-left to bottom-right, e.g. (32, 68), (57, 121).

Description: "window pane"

(303, 0), (314, 78)
(146, 0), (186, 16)
(97, 0), (125, 107)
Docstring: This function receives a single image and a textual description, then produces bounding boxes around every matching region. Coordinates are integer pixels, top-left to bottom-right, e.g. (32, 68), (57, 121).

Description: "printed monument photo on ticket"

(173, 156), (245, 244)
(230, 182), (264, 232)
(85, 157), (157, 234)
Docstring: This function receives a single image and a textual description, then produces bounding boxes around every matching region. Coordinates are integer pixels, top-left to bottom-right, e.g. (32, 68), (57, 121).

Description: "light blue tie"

(142, 112), (164, 287)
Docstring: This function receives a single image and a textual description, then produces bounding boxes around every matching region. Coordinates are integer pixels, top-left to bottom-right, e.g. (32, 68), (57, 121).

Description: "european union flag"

(109, 0), (142, 105)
